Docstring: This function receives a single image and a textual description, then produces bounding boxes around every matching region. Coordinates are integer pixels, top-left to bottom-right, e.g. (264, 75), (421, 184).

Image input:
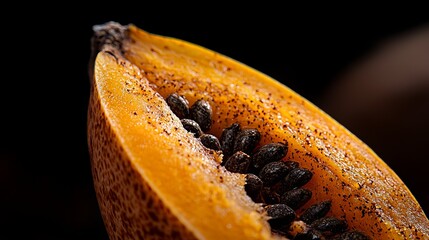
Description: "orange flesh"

(91, 23), (429, 239)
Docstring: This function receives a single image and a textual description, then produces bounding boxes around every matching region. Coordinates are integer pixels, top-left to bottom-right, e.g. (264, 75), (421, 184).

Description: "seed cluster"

(165, 93), (370, 240)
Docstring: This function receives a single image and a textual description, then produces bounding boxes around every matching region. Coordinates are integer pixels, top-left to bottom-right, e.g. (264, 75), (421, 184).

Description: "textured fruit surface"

(88, 22), (429, 239)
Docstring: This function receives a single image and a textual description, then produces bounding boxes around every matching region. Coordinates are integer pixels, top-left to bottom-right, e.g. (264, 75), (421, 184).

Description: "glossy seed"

(199, 134), (221, 150)
(244, 174), (263, 202)
(300, 201), (332, 224)
(280, 188), (312, 210)
(190, 99), (212, 132)
(310, 217), (348, 235)
(166, 93), (189, 119)
(181, 119), (203, 137)
(280, 167), (313, 191)
(264, 204), (296, 229)
(224, 151), (251, 173)
(331, 231), (370, 240)
(220, 122), (241, 159)
(284, 160), (300, 169)
(294, 229), (325, 240)
(233, 128), (261, 154)
(261, 187), (280, 204)
(251, 142), (288, 172)
(259, 161), (291, 186)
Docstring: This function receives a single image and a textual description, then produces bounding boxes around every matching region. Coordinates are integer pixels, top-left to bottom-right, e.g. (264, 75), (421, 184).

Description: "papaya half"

(87, 21), (429, 239)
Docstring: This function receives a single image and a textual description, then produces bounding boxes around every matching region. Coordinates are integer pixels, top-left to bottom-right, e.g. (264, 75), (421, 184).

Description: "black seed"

(280, 167), (313, 191)
(181, 119), (203, 137)
(284, 160), (300, 169)
(300, 201), (332, 224)
(331, 231), (370, 240)
(251, 142), (288, 172)
(233, 128), (261, 154)
(261, 187), (280, 204)
(220, 122), (241, 159)
(244, 174), (263, 202)
(190, 99), (212, 131)
(199, 134), (221, 150)
(259, 161), (291, 186)
(270, 229), (288, 238)
(280, 188), (312, 210)
(311, 217), (348, 235)
(264, 204), (296, 229)
(224, 151), (251, 173)
(166, 93), (189, 119)
(294, 229), (325, 240)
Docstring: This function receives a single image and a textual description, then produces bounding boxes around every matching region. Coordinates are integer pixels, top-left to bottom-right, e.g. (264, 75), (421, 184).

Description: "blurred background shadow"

(320, 25), (429, 215)
(6, 8), (428, 239)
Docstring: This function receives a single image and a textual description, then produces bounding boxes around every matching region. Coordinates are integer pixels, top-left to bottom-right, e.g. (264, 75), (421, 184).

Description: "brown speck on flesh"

(219, 176), (224, 183)
(190, 99), (212, 132)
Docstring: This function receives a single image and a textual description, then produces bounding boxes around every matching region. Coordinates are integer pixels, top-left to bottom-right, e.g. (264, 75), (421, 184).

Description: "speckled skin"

(88, 68), (197, 240)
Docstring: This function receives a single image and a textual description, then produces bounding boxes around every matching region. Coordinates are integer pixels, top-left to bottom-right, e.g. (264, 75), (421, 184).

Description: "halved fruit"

(87, 21), (429, 239)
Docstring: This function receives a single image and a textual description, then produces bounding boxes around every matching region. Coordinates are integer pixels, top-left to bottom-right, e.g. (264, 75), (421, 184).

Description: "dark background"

(6, 7), (429, 239)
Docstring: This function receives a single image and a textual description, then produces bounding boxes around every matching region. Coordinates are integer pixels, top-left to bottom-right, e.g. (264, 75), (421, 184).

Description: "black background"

(6, 7), (429, 239)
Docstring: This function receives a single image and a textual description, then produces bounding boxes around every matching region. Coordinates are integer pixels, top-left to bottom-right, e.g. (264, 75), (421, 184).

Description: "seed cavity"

(164, 92), (369, 240)
(190, 99), (212, 132)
